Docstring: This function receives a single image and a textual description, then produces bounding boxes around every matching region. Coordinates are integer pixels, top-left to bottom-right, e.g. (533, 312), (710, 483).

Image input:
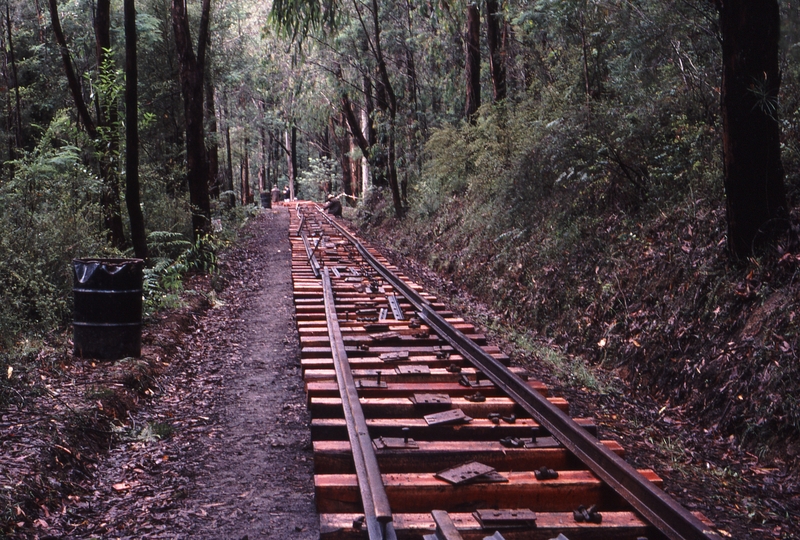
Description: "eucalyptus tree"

(125, 0), (148, 259)
(485, 0), (506, 103)
(171, 0), (213, 239)
(3, 1), (23, 160)
(48, 0), (127, 247)
(269, 0), (406, 217)
(464, 2), (480, 120)
(209, 0), (303, 204)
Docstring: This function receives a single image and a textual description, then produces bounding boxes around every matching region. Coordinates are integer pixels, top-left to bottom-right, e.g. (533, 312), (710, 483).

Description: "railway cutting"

(287, 201), (722, 540)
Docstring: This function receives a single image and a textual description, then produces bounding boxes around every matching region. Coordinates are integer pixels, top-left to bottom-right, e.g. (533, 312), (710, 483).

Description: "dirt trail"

(173, 207), (318, 539)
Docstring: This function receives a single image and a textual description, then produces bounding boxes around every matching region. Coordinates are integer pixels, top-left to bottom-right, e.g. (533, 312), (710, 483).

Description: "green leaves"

(0, 112), (110, 345)
(143, 232), (219, 313)
(268, 0), (338, 42)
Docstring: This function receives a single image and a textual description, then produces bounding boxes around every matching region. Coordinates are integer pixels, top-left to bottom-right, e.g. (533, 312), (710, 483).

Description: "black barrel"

(260, 191), (271, 208)
(73, 258), (144, 360)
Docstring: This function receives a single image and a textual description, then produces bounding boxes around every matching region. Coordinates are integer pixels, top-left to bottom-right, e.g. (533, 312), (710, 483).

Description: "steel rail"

(314, 207), (719, 540)
(295, 208), (306, 237)
(300, 231), (321, 278)
(321, 268), (396, 540)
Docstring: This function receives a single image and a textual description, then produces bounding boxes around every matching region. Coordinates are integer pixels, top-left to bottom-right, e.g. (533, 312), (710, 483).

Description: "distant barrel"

(260, 191), (272, 208)
(73, 258), (144, 360)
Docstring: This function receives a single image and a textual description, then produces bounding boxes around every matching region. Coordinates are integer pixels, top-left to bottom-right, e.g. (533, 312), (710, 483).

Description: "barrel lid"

(73, 258), (144, 288)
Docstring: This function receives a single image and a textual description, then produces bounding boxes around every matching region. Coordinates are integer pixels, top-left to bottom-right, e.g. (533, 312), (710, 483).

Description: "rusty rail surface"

(291, 203), (721, 540)
(322, 268), (396, 540)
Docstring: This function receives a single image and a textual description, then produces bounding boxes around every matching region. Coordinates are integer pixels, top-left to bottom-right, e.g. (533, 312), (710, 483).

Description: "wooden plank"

(310, 417), (598, 440)
(314, 470), (663, 513)
(301, 353), (511, 371)
(305, 380), (548, 401)
(303, 366), (529, 383)
(297, 323), (478, 337)
(309, 396), (570, 418)
(313, 439), (625, 474)
(301, 345), (508, 360)
(320, 511), (655, 540)
(299, 334), (488, 347)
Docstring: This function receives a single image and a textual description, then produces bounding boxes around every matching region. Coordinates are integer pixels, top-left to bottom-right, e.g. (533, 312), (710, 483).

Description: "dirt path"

(17, 207), (320, 539)
(171, 207), (317, 539)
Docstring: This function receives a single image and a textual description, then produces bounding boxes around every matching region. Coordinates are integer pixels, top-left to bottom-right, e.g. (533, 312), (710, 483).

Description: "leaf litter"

(2, 208), (317, 539)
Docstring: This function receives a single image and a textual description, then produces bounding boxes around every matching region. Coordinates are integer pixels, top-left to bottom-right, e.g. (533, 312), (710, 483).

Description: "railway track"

(288, 202), (720, 540)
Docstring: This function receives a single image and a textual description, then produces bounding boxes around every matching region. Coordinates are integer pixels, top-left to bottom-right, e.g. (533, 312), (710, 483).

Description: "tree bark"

(465, 2), (481, 120)
(5, 3), (21, 154)
(241, 135), (251, 204)
(49, 0), (96, 135)
(205, 79), (220, 198)
(33, 0), (46, 43)
(172, 0), (213, 239)
(579, 11), (591, 104)
(332, 114), (355, 199)
(95, 0), (127, 248)
(260, 118), (267, 192)
(369, 0), (402, 217)
(222, 90), (235, 207)
(124, 0), (148, 260)
(718, 0), (787, 258)
(485, 0), (505, 103)
(361, 107), (370, 195)
(285, 126), (297, 199)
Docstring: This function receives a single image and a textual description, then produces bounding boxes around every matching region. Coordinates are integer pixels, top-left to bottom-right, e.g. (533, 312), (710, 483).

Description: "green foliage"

(143, 232), (218, 313)
(0, 112), (111, 348)
(297, 156), (341, 202)
(268, 0), (338, 42)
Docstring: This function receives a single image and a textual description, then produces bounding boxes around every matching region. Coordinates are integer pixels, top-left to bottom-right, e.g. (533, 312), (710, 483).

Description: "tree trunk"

(332, 114), (354, 199)
(465, 2), (481, 120)
(260, 121), (267, 192)
(285, 126), (297, 200)
(361, 106), (371, 194)
(403, 0), (418, 204)
(485, 0), (506, 103)
(95, 0), (127, 248)
(718, 0), (787, 258)
(124, 0), (147, 260)
(241, 135), (251, 205)
(363, 69), (376, 148)
(33, 0), (46, 43)
(49, 0), (96, 135)
(272, 135), (280, 189)
(223, 90), (235, 207)
(5, 3), (21, 155)
(369, 0), (402, 217)
(3, 35), (11, 169)
(205, 79), (220, 198)
(172, 0), (212, 239)
(579, 11), (591, 104)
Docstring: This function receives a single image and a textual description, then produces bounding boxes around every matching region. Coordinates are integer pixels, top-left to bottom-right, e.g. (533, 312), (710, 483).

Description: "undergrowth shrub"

(143, 232), (219, 313)
(0, 112), (111, 348)
(0, 111), (240, 350)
